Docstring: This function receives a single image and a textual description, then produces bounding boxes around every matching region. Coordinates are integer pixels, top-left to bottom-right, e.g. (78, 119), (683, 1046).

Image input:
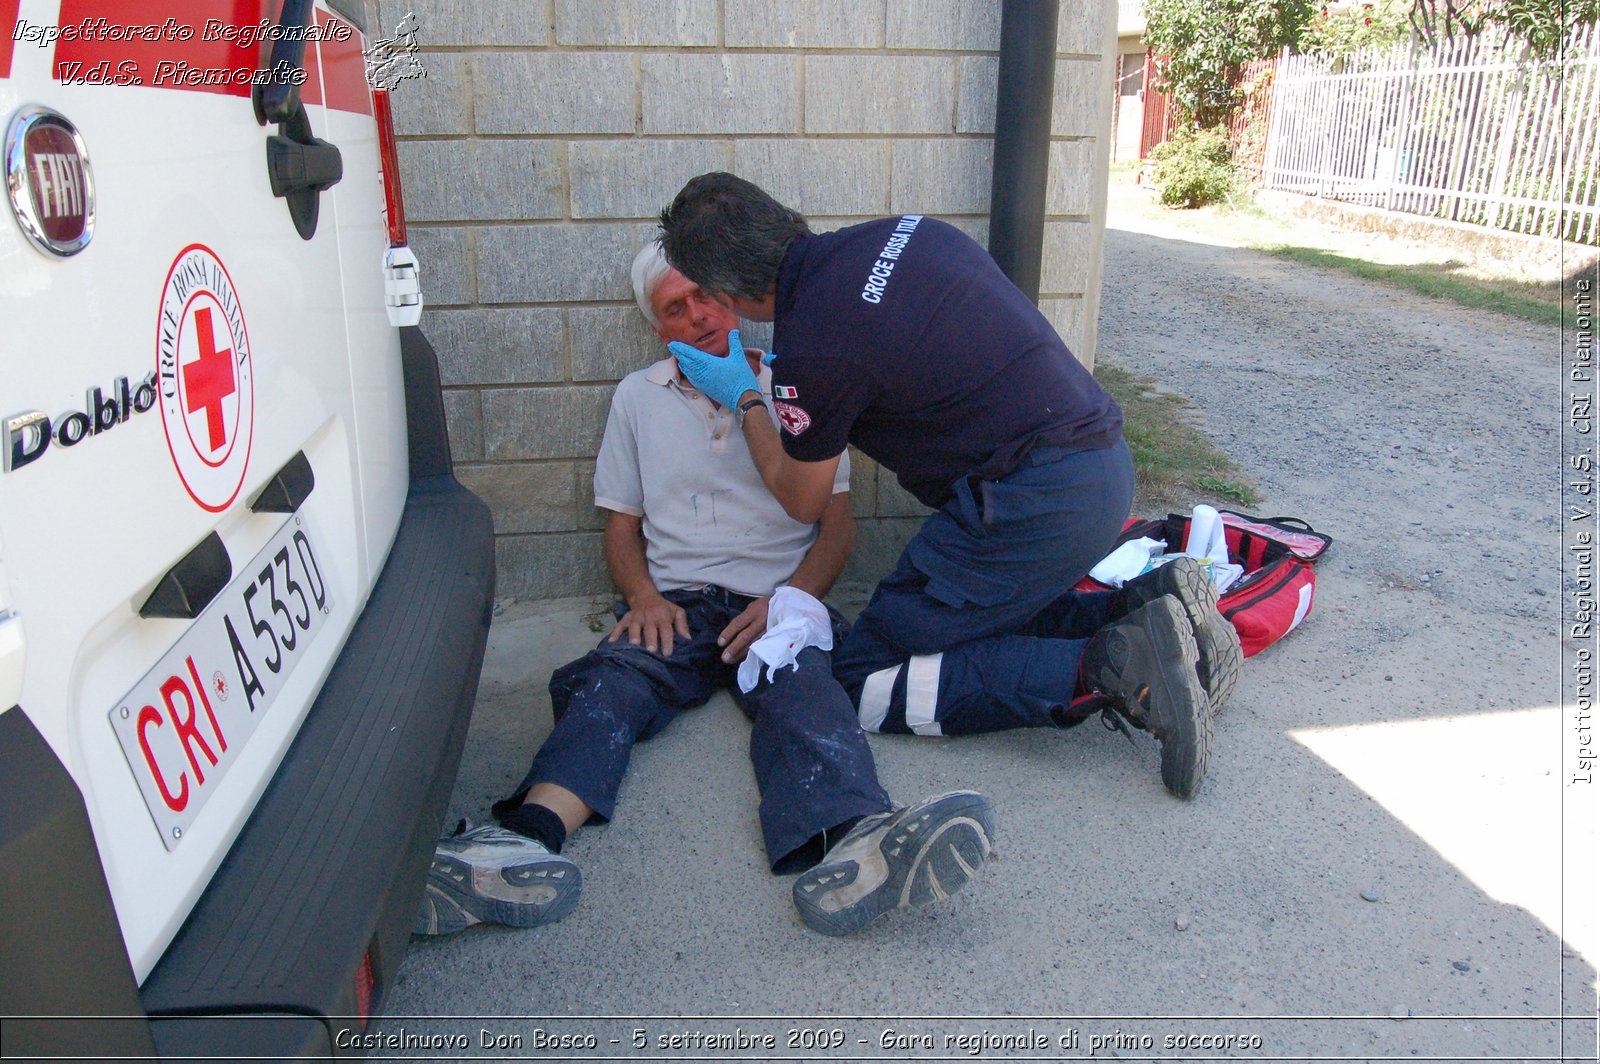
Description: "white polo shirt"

(593, 356), (852, 599)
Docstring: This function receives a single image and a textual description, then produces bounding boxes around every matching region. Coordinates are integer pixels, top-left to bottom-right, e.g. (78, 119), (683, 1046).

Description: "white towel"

(736, 586), (834, 693)
(1089, 536), (1167, 587)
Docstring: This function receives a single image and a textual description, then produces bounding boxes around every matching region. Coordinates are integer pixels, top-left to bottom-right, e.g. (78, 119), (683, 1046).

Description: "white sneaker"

(792, 791), (994, 936)
(412, 822), (581, 936)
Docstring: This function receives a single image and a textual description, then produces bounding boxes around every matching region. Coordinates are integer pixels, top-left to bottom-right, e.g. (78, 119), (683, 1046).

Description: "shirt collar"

(645, 357), (678, 386)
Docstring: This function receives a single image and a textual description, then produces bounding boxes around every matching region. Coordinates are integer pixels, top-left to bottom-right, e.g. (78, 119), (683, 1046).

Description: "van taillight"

(373, 88), (406, 248)
(354, 950), (375, 1029)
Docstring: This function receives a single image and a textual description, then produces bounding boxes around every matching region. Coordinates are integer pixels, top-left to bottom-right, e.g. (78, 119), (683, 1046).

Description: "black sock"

(773, 816), (867, 876)
(500, 802), (568, 854)
(821, 815), (863, 852)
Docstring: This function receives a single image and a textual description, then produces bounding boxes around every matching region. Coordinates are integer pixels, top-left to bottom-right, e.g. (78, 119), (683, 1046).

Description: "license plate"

(109, 516), (333, 850)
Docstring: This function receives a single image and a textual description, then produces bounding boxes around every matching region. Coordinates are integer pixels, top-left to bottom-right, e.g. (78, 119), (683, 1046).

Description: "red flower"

(1365, 16), (1373, 24)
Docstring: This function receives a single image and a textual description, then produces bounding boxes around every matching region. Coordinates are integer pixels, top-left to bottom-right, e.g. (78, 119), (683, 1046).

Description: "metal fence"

(1227, 58), (1279, 184)
(1138, 51), (1178, 160)
(1138, 55), (1279, 182)
(1262, 23), (1600, 244)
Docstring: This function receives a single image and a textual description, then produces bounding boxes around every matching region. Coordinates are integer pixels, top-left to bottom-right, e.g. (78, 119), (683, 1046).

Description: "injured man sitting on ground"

(413, 242), (995, 938)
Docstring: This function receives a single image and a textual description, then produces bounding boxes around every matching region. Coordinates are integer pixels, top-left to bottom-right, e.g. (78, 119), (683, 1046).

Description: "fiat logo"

(5, 106), (96, 257)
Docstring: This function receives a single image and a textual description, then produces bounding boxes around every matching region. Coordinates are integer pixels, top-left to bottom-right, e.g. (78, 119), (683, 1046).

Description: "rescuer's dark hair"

(658, 172), (811, 301)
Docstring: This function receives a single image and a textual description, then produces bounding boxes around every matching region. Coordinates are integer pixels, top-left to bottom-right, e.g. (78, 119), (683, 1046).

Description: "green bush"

(1150, 127), (1239, 208)
(1144, 0), (1313, 126)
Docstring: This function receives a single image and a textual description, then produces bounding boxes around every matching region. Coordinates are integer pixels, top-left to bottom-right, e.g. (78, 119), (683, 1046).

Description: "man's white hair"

(631, 240), (672, 331)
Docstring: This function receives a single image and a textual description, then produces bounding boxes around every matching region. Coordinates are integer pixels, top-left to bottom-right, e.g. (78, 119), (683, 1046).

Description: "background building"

(1113, 0), (1147, 159)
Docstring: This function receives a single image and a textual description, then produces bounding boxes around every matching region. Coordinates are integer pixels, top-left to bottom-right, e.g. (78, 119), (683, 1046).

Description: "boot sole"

(1140, 603), (1213, 799)
(413, 852), (582, 935)
(793, 792), (995, 937)
(1164, 560), (1244, 709)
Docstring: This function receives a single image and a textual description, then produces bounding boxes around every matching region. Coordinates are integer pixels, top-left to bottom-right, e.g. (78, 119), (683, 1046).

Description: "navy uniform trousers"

(494, 586), (892, 873)
(833, 441), (1136, 736)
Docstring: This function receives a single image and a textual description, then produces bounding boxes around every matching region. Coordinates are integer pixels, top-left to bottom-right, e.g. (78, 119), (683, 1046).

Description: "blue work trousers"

(496, 586), (892, 872)
(834, 441), (1135, 736)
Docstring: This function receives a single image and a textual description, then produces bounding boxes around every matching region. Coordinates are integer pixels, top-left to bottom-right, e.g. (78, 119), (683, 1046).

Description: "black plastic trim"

(139, 532), (232, 620)
(400, 326), (454, 478)
(251, 450), (316, 513)
(0, 707), (158, 1059)
(253, 0), (313, 126)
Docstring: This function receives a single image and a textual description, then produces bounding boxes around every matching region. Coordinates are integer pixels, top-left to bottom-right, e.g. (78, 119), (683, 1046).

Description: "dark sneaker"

(1120, 556), (1242, 709)
(792, 791), (995, 937)
(412, 823), (581, 936)
(1082, 597), (1212, 799)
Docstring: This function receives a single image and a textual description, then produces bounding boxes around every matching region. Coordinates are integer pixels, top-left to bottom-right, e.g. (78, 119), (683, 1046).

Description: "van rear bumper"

(0, 328), (496, 1060)
(139, 472), (494, 1057)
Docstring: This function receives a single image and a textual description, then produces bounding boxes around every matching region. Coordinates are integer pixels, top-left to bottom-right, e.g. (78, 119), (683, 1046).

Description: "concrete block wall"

(379, 0), (1118, 599)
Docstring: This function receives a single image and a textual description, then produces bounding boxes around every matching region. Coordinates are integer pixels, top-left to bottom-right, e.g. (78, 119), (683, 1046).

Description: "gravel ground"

(1102, 194), (1563, 635)
(369, 200), (1597, 1063)
(1101, 199), (1595, 1043)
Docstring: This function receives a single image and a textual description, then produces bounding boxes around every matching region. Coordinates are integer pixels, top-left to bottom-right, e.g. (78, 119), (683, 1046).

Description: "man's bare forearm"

(786, 492), (855, 600)
(602, 511), (662, 608)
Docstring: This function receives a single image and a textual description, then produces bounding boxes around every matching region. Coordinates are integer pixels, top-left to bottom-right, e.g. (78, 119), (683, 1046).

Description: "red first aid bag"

(1076, 511), (1331, 657)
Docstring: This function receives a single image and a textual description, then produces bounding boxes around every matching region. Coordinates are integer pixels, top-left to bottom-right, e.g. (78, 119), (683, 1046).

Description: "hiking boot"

(1082, 597), (1212, 799)
(412, 822), (581, 936)
(1119, 556), (1242, 709)
(792, 791), (994, 937)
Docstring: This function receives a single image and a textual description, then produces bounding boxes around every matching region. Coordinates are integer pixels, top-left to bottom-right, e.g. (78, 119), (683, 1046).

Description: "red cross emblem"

(774, 401), (812, 436)
(184, 306), (237, 454)
(157, 244), (254, 513)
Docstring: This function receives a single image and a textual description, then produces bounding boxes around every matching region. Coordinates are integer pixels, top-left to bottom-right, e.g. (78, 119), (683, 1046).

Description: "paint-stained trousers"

(494, 586), (892, 872)
(833, 441), (1135, 736)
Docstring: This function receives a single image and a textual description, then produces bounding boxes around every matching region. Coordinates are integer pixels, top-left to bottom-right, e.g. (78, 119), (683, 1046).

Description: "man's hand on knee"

(719, 596), (770, 664)
(609, 594), (691, 656)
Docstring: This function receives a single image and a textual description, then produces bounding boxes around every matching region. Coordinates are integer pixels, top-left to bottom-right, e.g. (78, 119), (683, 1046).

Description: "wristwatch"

(736, 395), (768, 428)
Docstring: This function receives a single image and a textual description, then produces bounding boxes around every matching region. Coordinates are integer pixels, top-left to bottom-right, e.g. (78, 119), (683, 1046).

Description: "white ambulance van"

(0, 2), (494, 1058)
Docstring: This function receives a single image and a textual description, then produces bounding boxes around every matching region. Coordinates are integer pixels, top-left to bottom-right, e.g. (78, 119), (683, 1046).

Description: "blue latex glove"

(668, 328), (761, 409)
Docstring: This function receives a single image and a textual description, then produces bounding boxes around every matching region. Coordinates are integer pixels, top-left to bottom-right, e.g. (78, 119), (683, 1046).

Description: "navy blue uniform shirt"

(769, 215), (1123, 508)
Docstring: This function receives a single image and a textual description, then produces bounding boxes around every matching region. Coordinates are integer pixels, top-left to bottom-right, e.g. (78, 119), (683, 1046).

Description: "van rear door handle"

(267, 106), (342, 188)
(254, 0), (342, 240)
(265, 105), (343, 240)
